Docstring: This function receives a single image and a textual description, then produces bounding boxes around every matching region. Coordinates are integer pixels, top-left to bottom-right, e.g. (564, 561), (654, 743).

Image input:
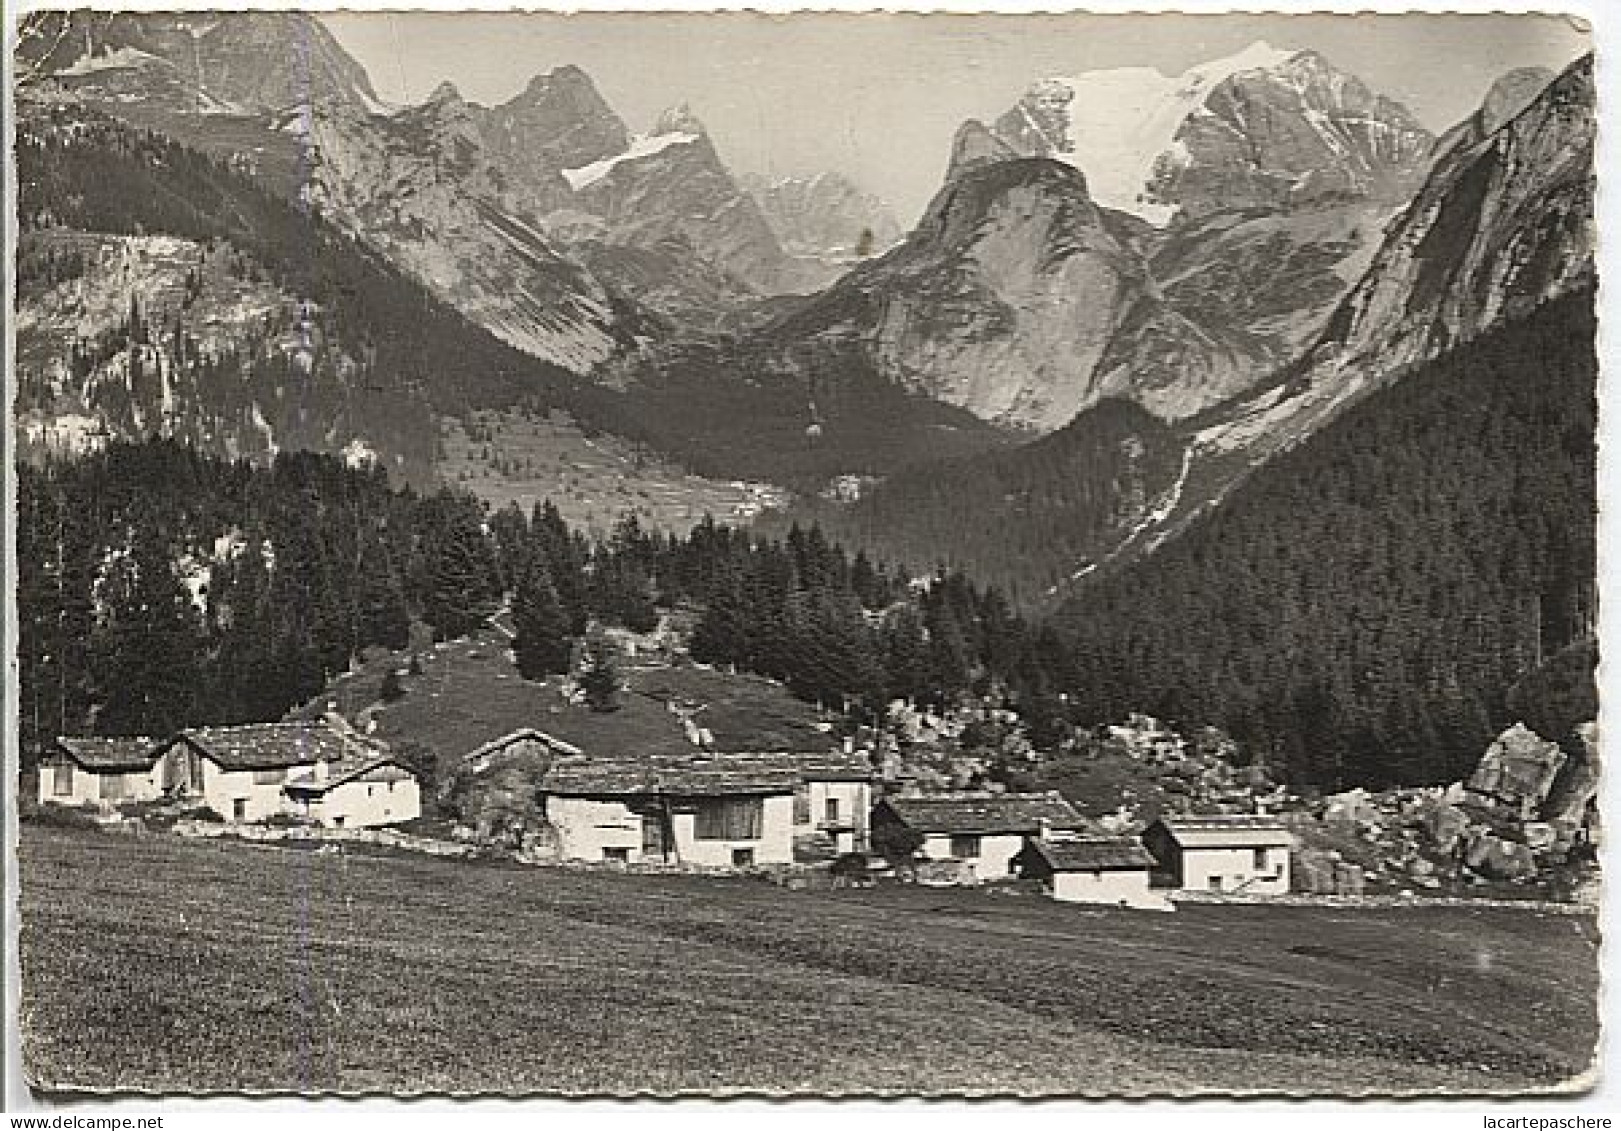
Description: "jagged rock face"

(1167, 56), (1594, 559)
(1310, 55), (1594, 382)
(15, 10), (384, 114)
(481, 65), (629, 217)
(568, 112), (801, 295)
(1429, 66), (1556, 171)
(13, 229), (426, 475)
(986, 42), (1433, 224)
(742, 172), (903, 264)
(1100, 200), (1391, 417)
(771, 159), (1151, 431)
(297, 101), (645, 373)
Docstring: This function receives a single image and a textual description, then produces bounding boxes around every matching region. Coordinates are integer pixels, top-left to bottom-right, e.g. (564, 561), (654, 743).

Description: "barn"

(1013, 836), (1168, 909)
(1142, 815), (1295, 894)
(870, 792), (1084, 881)
(540, 752), (802, 868)
(37, 737), (162, 808)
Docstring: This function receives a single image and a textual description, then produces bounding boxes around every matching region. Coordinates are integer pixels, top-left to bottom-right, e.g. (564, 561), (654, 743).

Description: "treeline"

(765, 398), (1186, 608)
(18, 439), (1071, 757)
(1052, 290), (1598, 790)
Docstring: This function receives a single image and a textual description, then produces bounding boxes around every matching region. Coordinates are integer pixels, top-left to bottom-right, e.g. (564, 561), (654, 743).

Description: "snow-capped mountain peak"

(989, 41), (1431, 225)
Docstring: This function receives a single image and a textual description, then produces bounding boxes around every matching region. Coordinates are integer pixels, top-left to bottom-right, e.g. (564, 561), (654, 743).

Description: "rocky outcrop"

(767, 158), (1158, 431)
(1307, 55), (1594, 388)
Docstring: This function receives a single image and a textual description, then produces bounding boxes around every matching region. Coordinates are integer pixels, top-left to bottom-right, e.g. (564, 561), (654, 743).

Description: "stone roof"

(541, 752), (806, 796)
(462, 728), (583, 764)
(1024, 837), (1157, 872)
(164, 721), (378, 772)
(879, 792), (1083, 835)
(53, 736), (160, 772)
(1154, 814), (1294, 848)
(285, 756), (414, 796)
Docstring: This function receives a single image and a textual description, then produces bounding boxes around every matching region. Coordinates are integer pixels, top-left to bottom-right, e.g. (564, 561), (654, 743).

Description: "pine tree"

(90, 518), (202, 736)
(513, 560), (574, 680)
(579, 641), (623, 713)
(418, 492), (501, 640)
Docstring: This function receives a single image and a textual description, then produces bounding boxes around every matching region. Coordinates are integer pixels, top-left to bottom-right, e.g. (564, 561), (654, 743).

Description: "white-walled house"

(1013, 836), (1169, 910)
(871, 792), (1085, 882)
(150, 720), (421, 828)
(37, 737), (163, 808)
(1142, 815), (1295, 895)
(540, 753), (800, 868)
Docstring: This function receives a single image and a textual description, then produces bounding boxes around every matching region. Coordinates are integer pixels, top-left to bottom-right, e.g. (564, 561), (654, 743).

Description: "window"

(1207, 875), (1223, 892)
(367, 785), (375, 798)
(825, 797), (841, 824)
(1252, 847), (1268, 870)
(694, 796), (763, 841)
(949, 834), (981, 859)
(602, 847), (630, 863)
(732, 847), (755, 868)
(52, 763), (73, 797)
(252, 768), (283, 786)
(793, 789), (810, 824)
(232, 798), (247, 822)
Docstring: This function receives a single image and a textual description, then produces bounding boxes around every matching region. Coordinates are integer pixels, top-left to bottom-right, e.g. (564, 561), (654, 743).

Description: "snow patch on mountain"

(562, 131), (700, 191)
(1045, 40), (1300, 223)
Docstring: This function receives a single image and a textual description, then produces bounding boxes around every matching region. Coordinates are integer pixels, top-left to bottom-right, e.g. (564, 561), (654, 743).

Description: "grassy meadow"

(19, 825), (1598, 1096)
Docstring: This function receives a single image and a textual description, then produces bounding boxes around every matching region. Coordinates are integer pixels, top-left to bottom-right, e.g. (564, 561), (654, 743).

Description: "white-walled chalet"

(1142, 815), (1294, 894)
(150, 720), (420, 828)
(1013, 836), (1168, 910)
(37, 737), (163, 808)
(872, 792), (1084, 882)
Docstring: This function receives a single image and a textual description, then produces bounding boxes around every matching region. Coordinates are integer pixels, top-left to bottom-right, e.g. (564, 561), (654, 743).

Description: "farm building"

(539, 752), (803, 867)
(871, 792), (1084, 882)
(1012, 836), (1168, 910)
(774, 748), (874, 855)
(283, 756), (422, 829)
(37, 737), (162, 808)
(151, 719), (420, 828)
(461, 728), (584, 773)
(1142, 815), (1294, 894)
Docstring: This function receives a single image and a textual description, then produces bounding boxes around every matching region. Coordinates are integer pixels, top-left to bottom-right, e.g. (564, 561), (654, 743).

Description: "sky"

(325, 11), (1591, 225)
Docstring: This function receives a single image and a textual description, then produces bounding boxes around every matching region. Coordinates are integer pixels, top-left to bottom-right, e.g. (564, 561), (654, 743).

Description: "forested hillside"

(768, 398), (1185, 606)
(1053, 290), (1597, 789)
(17, 441), (1065, 758)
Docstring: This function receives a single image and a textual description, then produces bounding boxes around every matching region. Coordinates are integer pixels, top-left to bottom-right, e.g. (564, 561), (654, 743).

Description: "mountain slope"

(1053, 288), (1596, 790)
(984, 42), (1433, 225)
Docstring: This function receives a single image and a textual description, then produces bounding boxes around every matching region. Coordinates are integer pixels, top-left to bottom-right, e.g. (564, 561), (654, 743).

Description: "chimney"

(843, 736), (854, 755)
(314, 757), (330, 783)
(1037, 817), (1052, 842)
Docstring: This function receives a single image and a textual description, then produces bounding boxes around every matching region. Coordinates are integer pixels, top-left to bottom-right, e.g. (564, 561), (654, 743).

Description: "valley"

(8, 11), (1601, 1102)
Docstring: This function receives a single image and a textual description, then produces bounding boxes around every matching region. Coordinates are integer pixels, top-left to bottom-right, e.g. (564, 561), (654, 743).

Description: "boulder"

(1422, 803), (1471, 853)
(1466, 834), (1538, 881)
(1466, 723), (1566, 818)
(1522, 821), (1558, 852)
(1406, 856), (1436, 879)
(1323, 787), (1376, 825)
(1332, 862), (1366, 896)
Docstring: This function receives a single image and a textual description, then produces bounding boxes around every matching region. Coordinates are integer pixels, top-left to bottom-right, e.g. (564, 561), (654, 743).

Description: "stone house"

(870, 791), (1084, 881)
(1012, 835), (1168, 909)
(36, 737), (163, 808)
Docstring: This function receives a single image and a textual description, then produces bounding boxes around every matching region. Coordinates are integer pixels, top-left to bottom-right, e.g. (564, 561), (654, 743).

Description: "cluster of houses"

(39, 718), (1295, 909)
(38, 718), (422, 830)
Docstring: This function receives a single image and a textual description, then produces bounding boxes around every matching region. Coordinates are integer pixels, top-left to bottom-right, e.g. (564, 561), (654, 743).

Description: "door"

(642, 812), (667, 860)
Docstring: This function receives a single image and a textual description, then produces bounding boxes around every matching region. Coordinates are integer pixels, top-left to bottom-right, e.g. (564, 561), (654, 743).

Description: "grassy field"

(438, 408), (787, 539)
(299, 629), (833, 777)
(20, 825), (1598, 1096)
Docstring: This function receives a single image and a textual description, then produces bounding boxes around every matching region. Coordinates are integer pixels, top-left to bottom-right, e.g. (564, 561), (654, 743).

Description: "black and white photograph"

(3, 2), (1607, 1106)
